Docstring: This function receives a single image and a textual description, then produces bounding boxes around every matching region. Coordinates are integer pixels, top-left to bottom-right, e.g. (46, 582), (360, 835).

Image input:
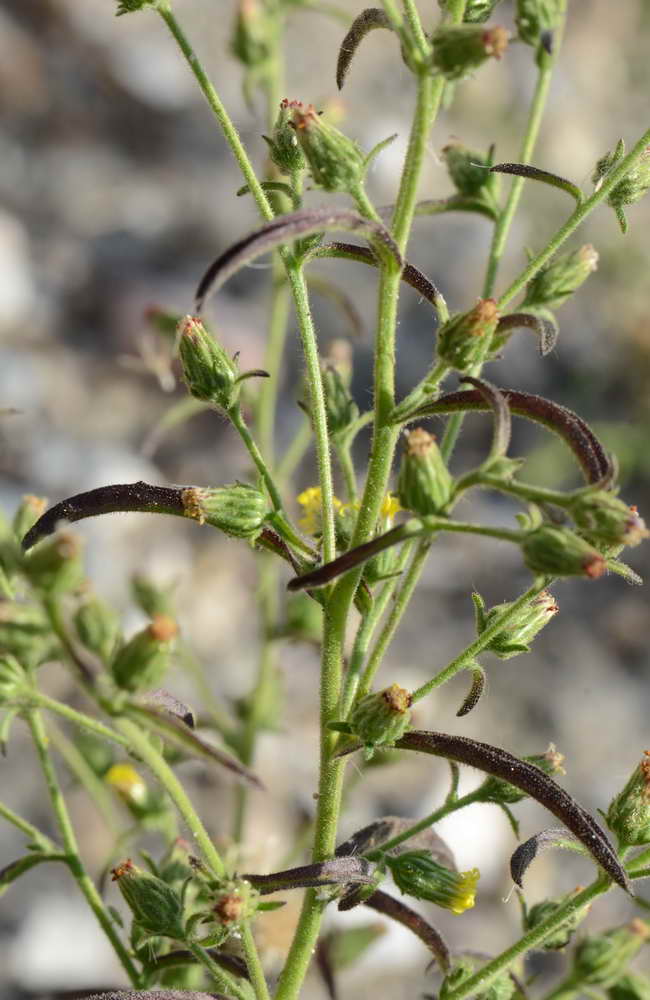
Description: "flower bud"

(515, 0), (564, 47)
(441, 956), (515, 1000)
(437, 298), (500, 371)
(397, 428), (453, 516)
(572, 921), (649, 987)
(12, 495), (47, 543)
(606, 752), (650, 848)
(178, 315), (239, 411)
(106, 762), (149, 809)
(475, 589), (558, 659)
(349, 683), (412, 758)
(111, 858), (185, 939)
(609, 972), (650, 1000)
(131, 573), (176, 618)
(442, 141), (496, 198)
(525, 892), (589, 950)
(439, 0), (505, 24)
(212, 880), (258, 928)
(521, 524), (607, 579)
(0, 602), (56, 666)
(476, 744), (565, 805)
(111, 614), (178, 693)
(0, 654), (28, 705)
(289, 101), (366, 195)
(570, 493), (648, 552)
(322, 362), (359, 437)
(385, 850), (479, 914)
(520, 245), (599, 311)
(74, 593), (120, 664)
(231, 0), (272, 70)
(24, 529), (85, 595)
(182, 484), (269, 541)
(265, 99), (307, 175)
(593, 140), (650, 233)
(431, 24), (509, 81)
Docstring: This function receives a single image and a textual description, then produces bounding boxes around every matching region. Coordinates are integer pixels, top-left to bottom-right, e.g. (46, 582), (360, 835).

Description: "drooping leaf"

(243, 856), (376, 894)
(336, 815), (456, 868)
(414, 194), (499, 222)
(456, 661), (486, 717)
(1, 852), (67, 896)
(336, 8), (393, 90)
(510, 827), (586, 887)
(362, 889), (451, 970)
(494, 311), (559, 356)
(489, 162), (583, 204)
(461, 375), (511, 464)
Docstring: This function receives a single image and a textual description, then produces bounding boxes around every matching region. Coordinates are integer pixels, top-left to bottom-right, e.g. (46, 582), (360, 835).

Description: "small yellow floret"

(106, 763), (148, 806)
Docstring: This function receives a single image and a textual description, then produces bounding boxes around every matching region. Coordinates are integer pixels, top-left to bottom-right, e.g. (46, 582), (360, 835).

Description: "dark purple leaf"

(288, 522), (419, 591)
(195, 210), (402, 313)
(510, 827), (584, 887)
(461, 376), (511, 462)
(496, 312), (559, 356)
(243, 856), (376, 894)
(81, 994), (233, 1000)
(337, 8), (393, 89)
(362, 889), (450, 970)
(456, 663), (486, 717)
(490, 162), (583, 203)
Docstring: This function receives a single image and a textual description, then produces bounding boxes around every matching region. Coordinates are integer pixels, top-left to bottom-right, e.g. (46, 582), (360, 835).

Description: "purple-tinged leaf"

(456, 662), (486, 717)
(510, 827), (585, 888)
(495, 311), (559, 356)
(393, 730), (631, 893)
(490, 162), (583, 204)
(412, 389), (614, 485)
(195, 209), (402, 313)
(21, 482), (185, 552)
(137, 689), (195, 728)
(243, 856), (376, 894)
(462, 376), (511, 463)
(336, 816), (455, 869)
(128, 705), (263, 788)
(362, 889), (451, 971)
(337, 8), (393, 89)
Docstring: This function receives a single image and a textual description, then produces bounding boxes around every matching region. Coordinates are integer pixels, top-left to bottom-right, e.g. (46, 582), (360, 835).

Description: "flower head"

(385, 850), (479, 914)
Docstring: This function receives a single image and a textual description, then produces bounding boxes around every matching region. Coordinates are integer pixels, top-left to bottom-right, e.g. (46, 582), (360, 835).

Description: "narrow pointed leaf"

(127, 705), (263, 788)
(414, 195), (499, 222)
(606, 559), (643, 585)
(495, 311), (559, 356)
(336, 8), (393, 89)
(195, 209), (402, 312)
(462, 376), (511, 463)
(362, 889), (451, 970)
(456, 662), (486, 717)
(236, 180), (295, 200)
(412, 389), (613, 485)
(1, 853), (68, 896)
(510, 827), (586, 888)
(489, 163), (583, 204)
(143, 949), (248, 980)
(392, 730), (631, 893)
(243, 856), (376, 894)
(137, 689), (195, 728)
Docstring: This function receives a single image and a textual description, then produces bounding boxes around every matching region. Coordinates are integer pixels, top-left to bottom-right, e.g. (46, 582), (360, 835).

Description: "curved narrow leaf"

(236, 180), (295, 200)
(1, 852), (67, 896)
(462, 376), (511, 464)
(337, 8), (393, 89)
(195, 209), (402, 313)
(489, 163), (583, 204)
(144, 949), (248, 980)
(336, 816), (455, 868)
(510, 827), (586, 888)
(456, 662), (486, 717)
(128, 705), (263, 788)
(414, 195), (499, 222)
(362, 889), (451, 970)
(308, 241), (446, 315)
(21, 482), (186, 551)
(243, 856), (376, 894)
(495, 311), (559, 357)
(137, 689), (195, 728)
(412, 389), (614, 485)
(83, 994), (232, 1000)
(393, 730), (631, 893)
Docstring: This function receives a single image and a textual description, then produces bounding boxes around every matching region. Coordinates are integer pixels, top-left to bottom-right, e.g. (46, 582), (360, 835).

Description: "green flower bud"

(525, 892), (589, 950)
(231, 0), (272, 70)
(111, 614), (178, 693)
(24, 529), (85, 595)
(212, 880), (259, 928)
(349, 683), (412, 759)
(572, 921), (650, 987)
(182, 484), (269, 540)
(131, 573), (176, 618)
(521, 524), (607, 579)
(397, 428), (453, 516)
(0, 654), (29, 705)
(593, 140), (650, 233)
(475, 589), (558, 659)
(178, 315), (239, 411)
(441, 956), (515, 1000)
(12, 495), (48, 543)
(476, 744), (565, 805)
(442, 141), (496, 198)
(609, 972), (650, 1000)
(111, 858), (185, 939)
(437, 298), (500, 371)
(322, 349), (359, 436)
(515, 0), (564, 47)
(606, 752), (650, 848)
(74, 593), (120, 664)
(439, 0), (505, 24)
(520, 245), (599, 311)
(289, 101), (366, 195)
(431, 24), (509, 81)
(385, 851), (479, 914)
(570, 492), (649, 552)
(265, 99), (307, 175)
(0, 602), (56, 666)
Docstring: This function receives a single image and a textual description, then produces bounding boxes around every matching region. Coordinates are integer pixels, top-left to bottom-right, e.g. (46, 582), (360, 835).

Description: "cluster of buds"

(475, 744), (565, 805)
(437, 298), (500, 371)
(473, 589), (559, 659)
(520, 245), (599, 312)
(385, 850), (479, 914)
(397, 428), (453, 517)
(593, 139), (650, 233)
(111, 614), (178, 692)
(111, 858), (185, 939)
(570, 492), (648, 554)
(182, 484), (270, 541)
(431, 24), (509, 81)
(607, 752), (650, 848)
(285, 100), (366, 195)
(178, 315), (240, 413)
(349, 683), (413, 759)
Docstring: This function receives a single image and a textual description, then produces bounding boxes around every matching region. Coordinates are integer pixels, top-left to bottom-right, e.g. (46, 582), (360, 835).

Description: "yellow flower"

(297, 487), (342, 535)
(380, 494), (402, 520)
(106, 763), (148, 806)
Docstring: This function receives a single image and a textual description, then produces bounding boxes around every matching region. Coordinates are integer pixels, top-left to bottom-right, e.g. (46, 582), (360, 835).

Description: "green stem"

(443, 878), (608, 1000)
(26, 709), (142, 986)
(255, 275), (291, 466)
(185, 940), (253, 1000)
(241, 921), (272, 1000)
(336, 441), (358, 503)
(0, 798), (56, 851)
(276, 418), (313, 487)
(358, 537), (431, 696)
(401, 0), (431, 60)
(116, 716), (225, 879)
(366, 788), (484, 859)
(411, 577), (549, 702)
(29, 689), (132, 749)
(48, 721), (122, 836)
(230, 404), (284, 511)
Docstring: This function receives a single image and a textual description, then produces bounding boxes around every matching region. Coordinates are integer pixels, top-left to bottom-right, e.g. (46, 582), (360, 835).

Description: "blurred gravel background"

(1, 1), (650, 997)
